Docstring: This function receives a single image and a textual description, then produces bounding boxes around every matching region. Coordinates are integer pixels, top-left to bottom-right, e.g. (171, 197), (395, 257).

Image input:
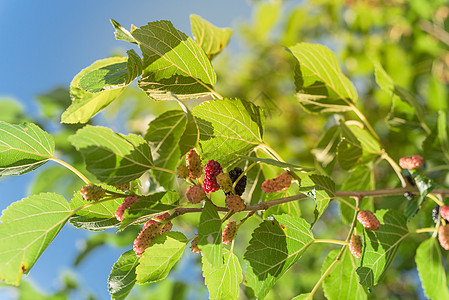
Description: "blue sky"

(0, 1), (253, 298)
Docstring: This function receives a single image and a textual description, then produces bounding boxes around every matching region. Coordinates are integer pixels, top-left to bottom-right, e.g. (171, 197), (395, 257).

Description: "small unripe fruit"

(115, 196), (139, 221)
(357, 210), (380, 231)
(115, 183), (130, 191)
(80, 185), (106, 201)
(439, 224), (449, 250)
(222, 221), (237, 245)
(176, 165), (189, 179)
(225, 194), (246, 212)
(399, 155), (424, 170)
(186, 149), (202, 179)
(349, 235), (362, 258)
(216, 173), (233, 194)
(186, 185), (206, 204)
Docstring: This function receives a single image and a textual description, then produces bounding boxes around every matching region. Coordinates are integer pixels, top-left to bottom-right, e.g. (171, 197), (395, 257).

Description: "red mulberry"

(203, 160), (222, 193)
(115, 196), (139, 221)
(399, 155), (424, 170)
(439, 224), (449, 250)
(225, 194), (246, 212)
(261, 172), (292, 193)
(222, 221), (237, 245)
(440, 205), (449, 221)
(186, 149), (202, 179)
(349, 235), (362, 258)
(186, 185), (206, 204)
(80, 185), (106, 201)
(357, 210), (380, 231)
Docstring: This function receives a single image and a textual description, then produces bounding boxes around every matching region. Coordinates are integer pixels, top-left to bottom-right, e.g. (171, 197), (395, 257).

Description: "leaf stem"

(232, 162), (258, 191)
(427, 193), (445, 206)
(381, 152), (408, 188)
(414, 227), (437, 234)
(349, 104), (381, 143)
(313, 239), (348, 246)
(51, 157), (91, 185)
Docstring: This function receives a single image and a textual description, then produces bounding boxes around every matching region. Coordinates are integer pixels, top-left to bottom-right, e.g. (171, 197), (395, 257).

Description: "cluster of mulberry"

(357, 210), (380, 231)
(115, 196), (139, 221)
(399, 155), (424, 170)
(203, 160), (223, 193)
(133, 213), (173, 257)
(80, 185), (106, 201)
(261, 172), (292, 193)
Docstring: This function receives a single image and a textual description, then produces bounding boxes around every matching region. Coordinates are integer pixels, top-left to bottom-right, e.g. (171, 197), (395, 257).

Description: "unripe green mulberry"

(80, 185), (106, 201)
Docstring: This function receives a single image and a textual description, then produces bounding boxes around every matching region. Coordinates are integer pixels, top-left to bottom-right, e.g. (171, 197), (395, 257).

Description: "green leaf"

(346, 124), (382, 155)
(110, 19), (137, 44)
(69, 125), (153, 185)
(132, 20), (217, 101)
(69, 190), (121, 231)
(193, 98), (265, 166)
(244, 215), (314, 299)
(289, 42), (357, 113)
(313, 126), (340, 173)
(0, 193), (71, 285)
(405, 172), (435, 219)
(108, 250), (139, 300)
(145, 110), (186, 189)
(357, 209), (408, 288)
(126, 49), (143, 84)
(175, 98), (199, 156)
(198, 201), (223, 267)
(292, 294), (311, 300)
(120, 191), (179, 229)
(136, 231), (187, 283)
(416, 237), (449, 300)
(61, 57), (127, 124)
(339, 166), (374, 224)
(322, 249), (367, 300)
(190, 14), (232, 60)
(0, 122), (54, 176)
(239, 155), (314, 173)
(202, 249), (242, 300)
(300, 174), (335, 224)
(337, 123), (362, 170)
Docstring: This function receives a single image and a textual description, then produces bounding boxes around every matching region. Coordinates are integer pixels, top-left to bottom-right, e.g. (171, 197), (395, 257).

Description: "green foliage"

(198, 201), (223, 267)
(108, 250), (139, 300)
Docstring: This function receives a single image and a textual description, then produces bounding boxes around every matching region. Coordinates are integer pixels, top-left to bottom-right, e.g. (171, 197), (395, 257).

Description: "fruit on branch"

(349, 234), (362, 258)
(217, 172), (233, 194)
(203, 160), (223, 193)
(357, 210), (380, 231)
(432, 205), (441, 223)
(439, 224), (449, 250)
(115, 196), (139, 221)
(186, 185), (206, 204)
(133, 221), (163, 257)
(80, 185), (106, 201)
(261, 172), (293, 193)
(222, 221), (237, 245)
(225, 194), (246, 212)
(176, 165), (190, 179)
(186, 149), (202, 179)
(114, 183), (130, 191)
(399, 155), (424, 170)
(440, 205), (449, 221)
(228, 167), (247, 196)
(191, 236), (201, 254)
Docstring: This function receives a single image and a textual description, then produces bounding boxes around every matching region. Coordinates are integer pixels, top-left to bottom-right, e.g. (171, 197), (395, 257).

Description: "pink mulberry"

(222, 221), (237, 245)
(186, 185), (206, 204)
(439, 224), (449, 250)
(261, 172), (292, 193)
(186, 150), (202, 179)
(115, 196), (139, 221)
(399, 155), (424, 170)
(225, 194), (246, 212)
(357, 210), (380, 231)
(349, 235), (362, 258)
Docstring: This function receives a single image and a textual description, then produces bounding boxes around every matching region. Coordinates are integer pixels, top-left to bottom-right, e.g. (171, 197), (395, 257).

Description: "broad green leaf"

(132, 20), (217, 101)
(300, 174), (335, 224)
(346, 124), (382, 155)
(405, 172), (435, 219)
(69, 190), (121, 231)
(239, 155), (314, 173)
(193, 98), (265, 166)
(0, 193), (71, 285)
(108, 250), (139, 300)
(357, 209), (408, 288)
(198, 201), (223, 267)
(136, 231), (187, 283)
(339, 166), (374, 224)
(264, 185), (301, 218)
(175, 99), (199, 156)
(61, 57), (127, 124)
(244, 215), (314, 299)
(416, 237), (449, 300)
(69, 125), (153, 185)
(120, 191), (179, 229)
(145, 110), (186, 189)
(313, 126), (340, 174)
(110, 19), (137, 44)
(126, 49), (143, 84)
(289, 43), (357, 113)
(0, 122), (54, 176)
(202, 249), (242, 300)
(322, 249), (367, 300)
(337, 123), (362, 170)
(190, 15), (232, 60)
(292, 294), (311, 300)
(373, 60), (395, 92)
(438, 110), (449, 162)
